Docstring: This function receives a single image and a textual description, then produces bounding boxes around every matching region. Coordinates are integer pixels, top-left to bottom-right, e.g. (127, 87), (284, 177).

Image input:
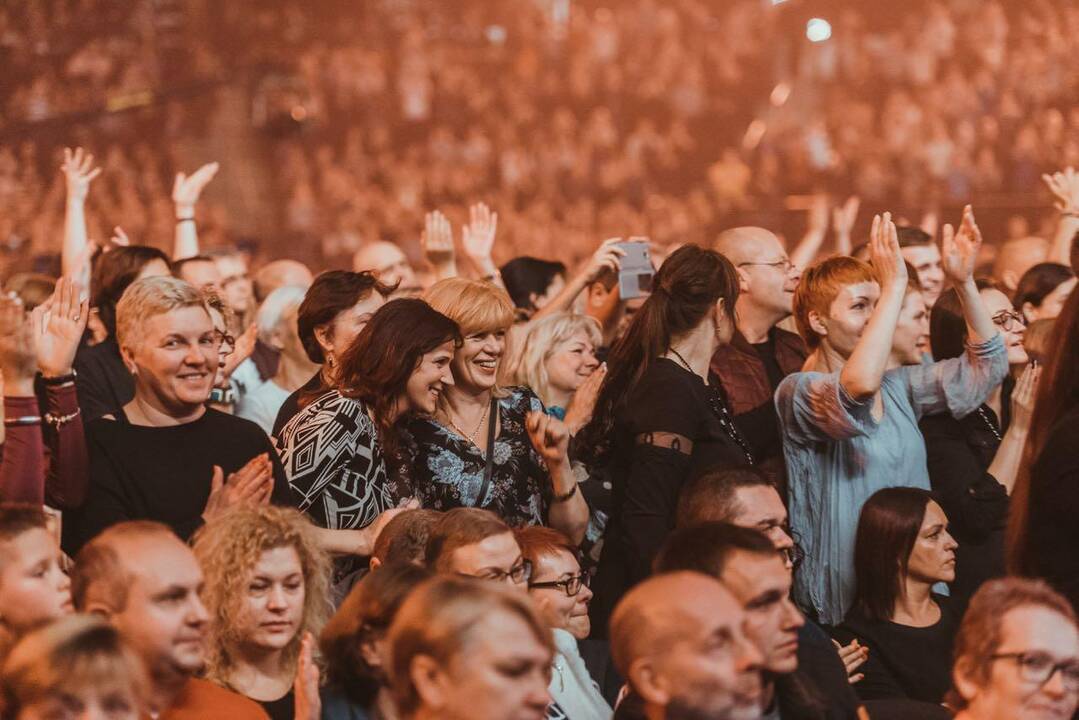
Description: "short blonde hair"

(1, 615), (148, 717)
(115, 276), (209, 351)
(192, 506), (333, 684)
(386, 576), (553, 716)
(422, 278), (515, 337)
(511, 312), (602, 407)
(793, 256), (877, 349)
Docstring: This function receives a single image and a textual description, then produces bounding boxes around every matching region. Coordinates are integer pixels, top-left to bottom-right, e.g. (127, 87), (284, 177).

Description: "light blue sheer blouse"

(775, 333), (1007, 624)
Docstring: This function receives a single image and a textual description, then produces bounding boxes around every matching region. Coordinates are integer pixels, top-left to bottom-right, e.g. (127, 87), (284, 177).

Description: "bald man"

(993, 237), (1049, 294)
(610, 571), (763, 720)
(72, 522), (270, 719)
(246, 260), (314, 385)
(711, 227), (807, 467)
(353, 240), (420, 296)
(253, 259), (313, 304)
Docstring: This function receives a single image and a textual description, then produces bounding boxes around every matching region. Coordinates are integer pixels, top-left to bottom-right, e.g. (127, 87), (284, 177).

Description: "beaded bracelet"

(44, 408), (80, 430)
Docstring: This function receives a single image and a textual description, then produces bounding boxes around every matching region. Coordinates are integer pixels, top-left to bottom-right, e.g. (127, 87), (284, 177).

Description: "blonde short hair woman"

(511, 312), (602, 420)
(192, 505), (332, 719)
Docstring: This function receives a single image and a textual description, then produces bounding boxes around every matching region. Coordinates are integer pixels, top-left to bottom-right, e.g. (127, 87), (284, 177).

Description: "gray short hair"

(115, 276), (208, 351)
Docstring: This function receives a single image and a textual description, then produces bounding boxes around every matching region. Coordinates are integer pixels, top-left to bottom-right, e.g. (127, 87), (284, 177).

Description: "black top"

(73, 337), (134, 422)
(1024, 402), (1079, 611)
(590, 358), (751, 634)
(920, 386), (1011, 607)
(830, 595), (958, 705)
(62, 408), (295, 555)
(734, 335), (788, 466)
(795, 620), (862, 719)
(272, 372), (322, 438)
(259, 689), (294, 720)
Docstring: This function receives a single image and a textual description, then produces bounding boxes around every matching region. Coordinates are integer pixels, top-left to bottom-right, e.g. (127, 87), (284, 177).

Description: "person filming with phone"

(579, 244), (753, 634)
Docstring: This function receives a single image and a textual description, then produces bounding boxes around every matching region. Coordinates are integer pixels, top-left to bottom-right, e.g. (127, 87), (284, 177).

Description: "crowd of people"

(3, 1), (1079, 719)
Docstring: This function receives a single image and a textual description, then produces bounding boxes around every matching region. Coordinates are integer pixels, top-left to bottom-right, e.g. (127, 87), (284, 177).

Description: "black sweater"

(830, 595), (958, 705)
(62, 408), (296, 555)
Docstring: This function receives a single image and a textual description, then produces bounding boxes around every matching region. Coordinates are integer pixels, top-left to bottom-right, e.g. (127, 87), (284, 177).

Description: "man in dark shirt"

(712, 227), (807, 469)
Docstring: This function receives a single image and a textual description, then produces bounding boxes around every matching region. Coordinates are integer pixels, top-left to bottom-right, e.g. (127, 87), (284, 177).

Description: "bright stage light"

(806, 18), (832, 42)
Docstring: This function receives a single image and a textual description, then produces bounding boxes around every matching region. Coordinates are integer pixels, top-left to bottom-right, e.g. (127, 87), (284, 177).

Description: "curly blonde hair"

(191, 506), (332, 683)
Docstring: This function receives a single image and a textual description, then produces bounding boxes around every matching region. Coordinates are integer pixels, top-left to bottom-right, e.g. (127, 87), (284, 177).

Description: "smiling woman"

(62, 276), (298, 557)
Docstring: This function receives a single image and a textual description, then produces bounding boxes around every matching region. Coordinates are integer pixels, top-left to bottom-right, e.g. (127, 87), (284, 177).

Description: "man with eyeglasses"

(425, 507), (532, 587)
(711, 227), (807, 471)
(516, 526), (614, 718)
(950, 577), (1079, 720)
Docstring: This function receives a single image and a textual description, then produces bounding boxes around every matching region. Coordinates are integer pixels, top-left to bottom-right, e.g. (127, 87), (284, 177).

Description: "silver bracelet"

(44, 408), (80, 430)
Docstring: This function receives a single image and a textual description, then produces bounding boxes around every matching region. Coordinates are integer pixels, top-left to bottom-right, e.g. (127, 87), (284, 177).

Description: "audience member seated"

(63, 276), (295, 555)
(582, 245), (749, 631)
(711, 227), (806, 469)
(921, 284), (1036, 605)
(832, 488), (959, 705)
(369, 508), (443, 570)
(0, 278), (89, 508)
(1013, 263), (1076, 324)
(608, 571), (763, 720)
(192, 506), (331, 720)
(320, 563), (433, 720)
(71, 521), (272, 719)
(424, 508), (530, 588)
(385, 575), (554, 720)
(75, 245), (171, 421)
(777, 210), (1005, 623)
(1009, 286), (1079, 611)
(948, 578), (1079, 720)
(238, 286), (316, 435)
(275, 298), (458, 592)
(272, 270), (391, 436)
(516, 526), (612, 718)
(896, 227), (946, 307)
(0, 615), (147, 720)
(0, 506), (72, 659)
(407, 279), (588, 545)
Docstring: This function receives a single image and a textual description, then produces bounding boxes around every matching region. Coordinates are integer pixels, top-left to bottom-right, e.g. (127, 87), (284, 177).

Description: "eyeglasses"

(991, 310), (1025, 332)
(530, 572), (591, 597)
(992, 652), (1079, 691)
(213, 329), (236, 352)
(738, 258), (794, 274)
(471, 559), (533, 585)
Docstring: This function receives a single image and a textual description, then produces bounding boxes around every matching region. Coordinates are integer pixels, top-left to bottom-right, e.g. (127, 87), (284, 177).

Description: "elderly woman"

(62, 276), (296, 555)
(405, 279), (589, 545)
(193, 505), (331, 720)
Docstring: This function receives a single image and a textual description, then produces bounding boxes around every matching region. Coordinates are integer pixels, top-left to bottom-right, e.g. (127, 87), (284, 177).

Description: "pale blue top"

(775, 333), (1007, 624)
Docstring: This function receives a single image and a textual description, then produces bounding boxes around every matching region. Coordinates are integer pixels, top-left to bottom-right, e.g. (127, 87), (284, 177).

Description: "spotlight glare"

(806, 18), (832, 42)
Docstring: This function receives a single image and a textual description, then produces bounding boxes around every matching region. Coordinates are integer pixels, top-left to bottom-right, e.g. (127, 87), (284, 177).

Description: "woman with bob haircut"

(405, 279), (589, 545)
(275, 298), (459, 590)
(833, 487), (960, 705)
(1008, 283), (1079, 611)
(920, 281), (1038, 605)
(776, 209), (1006, 624)
(580, 243), (749, 628)
(319, 563), (433, 719)
(0, 614), (148, 719)
(511, 312), (603, 427)
(193, 505), (332, 720)
(385, 575), (554, 720)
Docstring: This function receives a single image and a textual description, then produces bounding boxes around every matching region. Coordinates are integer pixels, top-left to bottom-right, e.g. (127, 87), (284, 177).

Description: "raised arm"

(60, 147), (102, 290)
(831, 196), (860, 257)
(421, 209), (459, 282)
(790, 194), (830, 269)
(839, 213), (908, 401)
(172, 161), (219, 261)
(532, 237), (626, 321)
(1042, 167), (1079, 266)
(943, 205), (996, 345)
(462, 202), (504, 288)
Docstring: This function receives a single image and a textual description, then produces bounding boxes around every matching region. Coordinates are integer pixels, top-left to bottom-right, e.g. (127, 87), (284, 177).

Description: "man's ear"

(952, 656), (982, 707)
(82, 597), (116, 621)
(807, 309), (828, 339)
(628, 656), (670, 707)
(735, 266), (751, 293)
(410, 654), (450, 711)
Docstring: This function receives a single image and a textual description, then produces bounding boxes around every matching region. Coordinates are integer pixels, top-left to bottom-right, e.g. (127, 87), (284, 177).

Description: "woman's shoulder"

(500, 385), (543, 411)
(279, 391), (372, 437)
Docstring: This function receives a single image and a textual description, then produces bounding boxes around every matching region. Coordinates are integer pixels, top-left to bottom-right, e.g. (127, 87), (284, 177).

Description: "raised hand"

(868, 212), (907, 292)
(110, 226), (131, 247)
(807, 194), (830, 237)
(31, 277), (88, 378)
(293, 633), (322, 720)
(563, 363), (607, 435)
(1042, 167), (1079, 214)
(172, 161), (220, 215)
(421, 210), (456, 273)
(941, 205), (982, 286)
(218, 324), (257, 384)
(462, 202), (499, 265)
(1010, 362), (1041, 433)
(583, 238), (627, 283)
(61, 147), (102, 204)
(526, 411), (570, 468)
(832, 196), (860, 237)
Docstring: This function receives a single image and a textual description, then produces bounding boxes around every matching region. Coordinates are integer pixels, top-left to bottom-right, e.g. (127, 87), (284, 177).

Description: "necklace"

(444, 398), (491, 447)
(976, 406), (1003, 442)
(666, 348), (755, 465)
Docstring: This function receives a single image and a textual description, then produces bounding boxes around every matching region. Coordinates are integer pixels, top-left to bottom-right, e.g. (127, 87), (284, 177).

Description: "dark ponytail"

(579, 245), (739, 463)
